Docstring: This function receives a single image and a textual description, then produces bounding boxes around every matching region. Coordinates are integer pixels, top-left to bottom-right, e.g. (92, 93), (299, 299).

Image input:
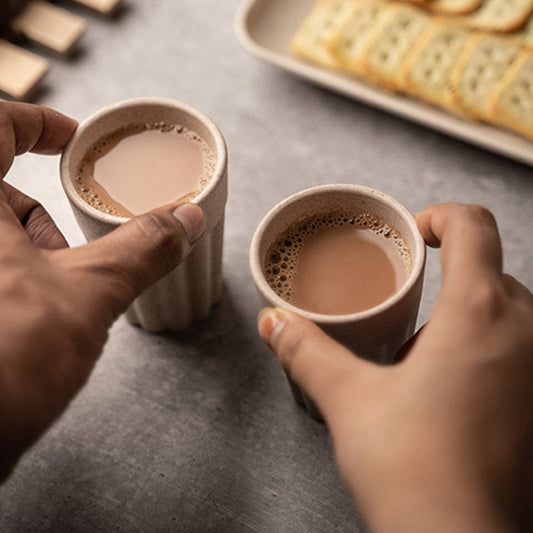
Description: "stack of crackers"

(291, 0), (533, 141)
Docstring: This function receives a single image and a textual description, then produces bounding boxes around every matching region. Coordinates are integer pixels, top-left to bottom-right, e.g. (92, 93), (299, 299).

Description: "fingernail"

(173, 203), (205, 244)
(257, 307), (286, 349)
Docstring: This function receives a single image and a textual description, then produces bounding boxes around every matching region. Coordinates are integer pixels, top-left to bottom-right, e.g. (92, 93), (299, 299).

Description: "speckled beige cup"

(250, 185), (425, 418)
(61, 97), (227, 332)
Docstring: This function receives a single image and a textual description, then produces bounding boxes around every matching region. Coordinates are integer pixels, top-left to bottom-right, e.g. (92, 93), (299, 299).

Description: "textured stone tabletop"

(1, 1), (532, 532)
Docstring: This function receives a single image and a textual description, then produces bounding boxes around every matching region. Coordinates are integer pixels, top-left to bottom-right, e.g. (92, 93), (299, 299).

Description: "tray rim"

(234, 0), (533, 168)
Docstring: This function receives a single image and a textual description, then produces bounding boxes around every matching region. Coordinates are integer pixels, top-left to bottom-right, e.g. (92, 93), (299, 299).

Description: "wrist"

(340, 431), (523, 532)
(366, 492), (517, 533)
(355, 466), (521, 533)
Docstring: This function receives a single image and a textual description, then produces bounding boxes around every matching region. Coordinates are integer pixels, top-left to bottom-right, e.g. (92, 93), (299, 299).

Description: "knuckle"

(463, 281), (505, 323)
(458, 204), (497, 229)
(56, 248), (134, 318)
(24, 206), (57, 243)
(131, 214), (185, 271)
(275, 321), (315, 376)
(85, 262), (135, 316)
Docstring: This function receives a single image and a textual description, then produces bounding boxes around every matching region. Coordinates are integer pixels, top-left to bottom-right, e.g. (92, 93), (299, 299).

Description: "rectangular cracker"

(489, 51), (533, 140)
(450, 33), (522, 119)
(327, 0), (389, 75)
(401, 19), (471, 109)
(360, 4), (430, 91)
(463, 0), (533, 33)
(290, 0), (357, 69)
(0, 38), (49, 100)
(11, 0), (86, 56)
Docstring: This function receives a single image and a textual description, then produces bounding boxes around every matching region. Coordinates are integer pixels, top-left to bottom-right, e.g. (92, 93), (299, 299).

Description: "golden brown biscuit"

(450, 33), (522, 119)
(327, 0), (389, 75)
(401, 19), (472, 108)
(464, 0), (533, 33)
(490, 51), (533, 139)
(360, 3), (430, 91)
(291, 0), (357, 68)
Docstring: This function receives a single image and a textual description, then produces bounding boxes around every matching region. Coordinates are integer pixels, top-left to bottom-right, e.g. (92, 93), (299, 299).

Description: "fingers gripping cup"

(250, 185), (426, 417)
(61, 97), (228, 332)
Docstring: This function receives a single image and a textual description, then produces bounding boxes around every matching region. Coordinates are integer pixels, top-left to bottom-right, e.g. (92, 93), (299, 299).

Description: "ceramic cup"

(250, 184), (426, 418)
(60, 97), (228, 332)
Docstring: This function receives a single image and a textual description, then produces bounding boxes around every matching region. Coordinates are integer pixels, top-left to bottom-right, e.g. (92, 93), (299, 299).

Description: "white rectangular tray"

(235, 0), (533, 167)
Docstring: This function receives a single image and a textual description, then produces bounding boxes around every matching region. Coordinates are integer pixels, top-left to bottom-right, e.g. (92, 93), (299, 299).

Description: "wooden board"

(11, 0), (86, 56)
(0, 38), (49, 100)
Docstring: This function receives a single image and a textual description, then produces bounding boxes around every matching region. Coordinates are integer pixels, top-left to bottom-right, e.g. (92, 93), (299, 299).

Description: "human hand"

(258, 203), (533, 532)
(0, 102), (205, 480)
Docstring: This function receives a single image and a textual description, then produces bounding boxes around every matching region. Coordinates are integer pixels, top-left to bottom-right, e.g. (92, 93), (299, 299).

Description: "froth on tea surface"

(264, 212), (411, 315)
(75, 123), (216, 217)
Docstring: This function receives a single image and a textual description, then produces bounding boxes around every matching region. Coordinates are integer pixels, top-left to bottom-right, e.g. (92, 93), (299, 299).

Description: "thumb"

(65, 202), (205, 315)
(258, 308), (377, 422)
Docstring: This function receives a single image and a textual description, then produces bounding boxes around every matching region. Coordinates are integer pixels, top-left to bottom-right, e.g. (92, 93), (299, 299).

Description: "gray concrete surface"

(0, 1), (532, 531)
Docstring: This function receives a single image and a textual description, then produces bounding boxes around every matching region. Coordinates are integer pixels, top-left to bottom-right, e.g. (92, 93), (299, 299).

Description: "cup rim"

(60, 97), (227, 223)
(249, 184), (426, 324)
